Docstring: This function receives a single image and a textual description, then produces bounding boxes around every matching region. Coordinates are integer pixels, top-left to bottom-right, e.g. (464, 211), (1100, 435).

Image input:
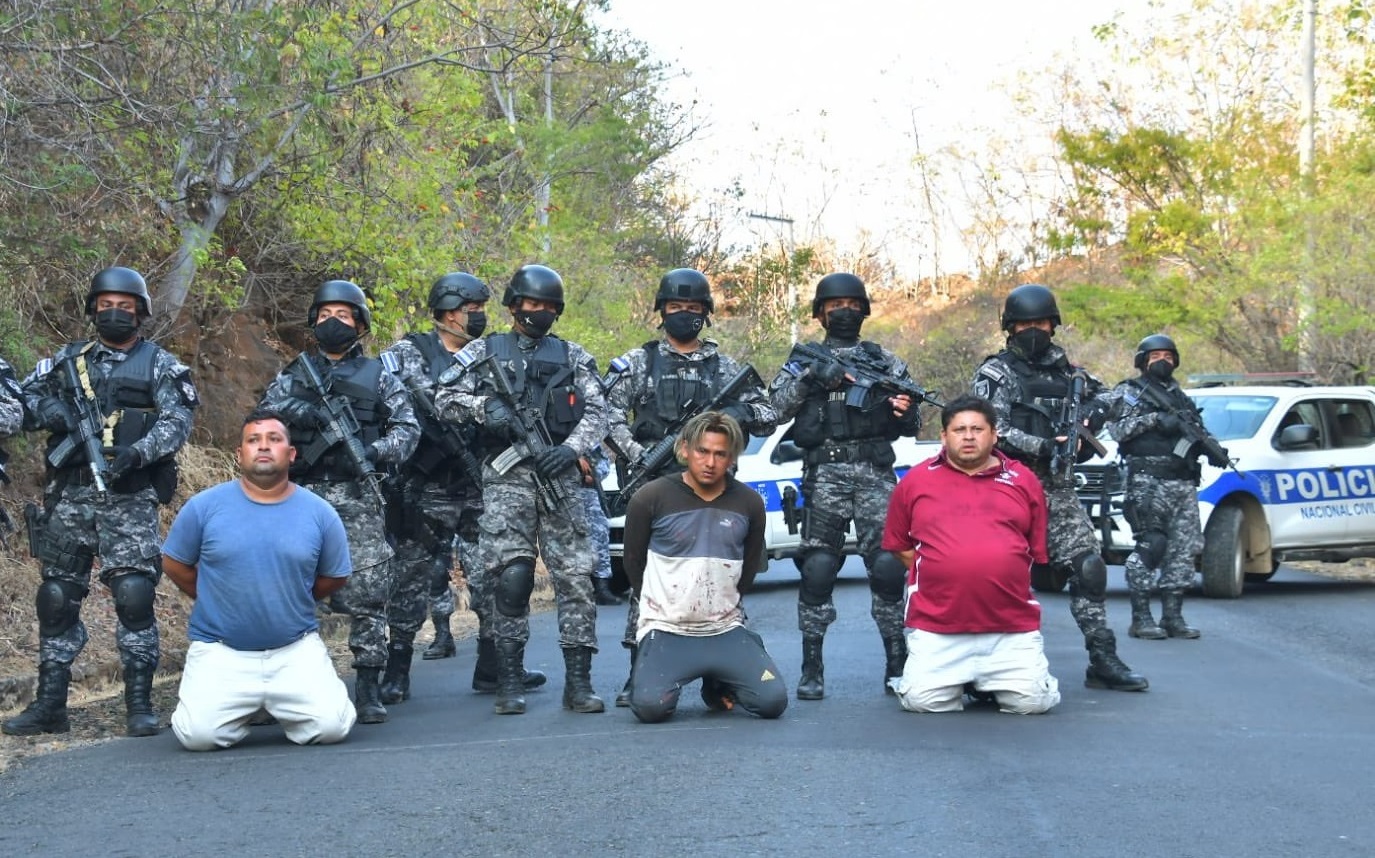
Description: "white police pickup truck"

(605, 422), (938, 586)
(1078, 384), (1375, 598)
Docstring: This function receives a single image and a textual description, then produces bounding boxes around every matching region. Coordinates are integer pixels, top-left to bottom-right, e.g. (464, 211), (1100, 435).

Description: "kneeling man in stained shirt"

(882, 394), (1061, 714)
(622, 411), (788, 723)
(163, 409), (357, 750)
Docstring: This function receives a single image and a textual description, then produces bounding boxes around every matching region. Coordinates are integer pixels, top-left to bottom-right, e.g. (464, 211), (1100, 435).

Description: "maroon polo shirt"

(882, 448), (1048, 634)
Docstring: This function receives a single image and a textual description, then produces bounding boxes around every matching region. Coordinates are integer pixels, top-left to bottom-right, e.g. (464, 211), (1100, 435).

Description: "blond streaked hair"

(677, 410), (745, 460)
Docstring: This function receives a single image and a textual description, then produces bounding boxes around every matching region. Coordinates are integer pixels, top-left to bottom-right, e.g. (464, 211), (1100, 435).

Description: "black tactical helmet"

(503, 264), (564, 312)
(307, 279), (372, 330)
(429, 272), (490, 317)
(654, 268), (714, 314)
(1134, 333), (1180, 371)
(1001, 283), (1061, 331)
(811, 272), (870, 318)
(86, 266), (152, 318)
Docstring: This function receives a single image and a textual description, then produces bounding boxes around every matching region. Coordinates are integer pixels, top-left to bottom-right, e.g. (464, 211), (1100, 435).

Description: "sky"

(592, 0), (1185, 277)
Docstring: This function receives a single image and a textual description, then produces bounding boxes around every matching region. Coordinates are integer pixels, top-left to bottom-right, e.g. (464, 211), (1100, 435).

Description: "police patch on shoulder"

(973, 377), (992, 399)
(34, 357), (54, 378)
(379, 351), (401, 374)
(782, 360), (806, 378)
(175, 371), (200, 407)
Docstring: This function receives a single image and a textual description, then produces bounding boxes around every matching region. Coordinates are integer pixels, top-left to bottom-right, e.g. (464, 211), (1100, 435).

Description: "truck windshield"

(1188, 395), (1277, 441)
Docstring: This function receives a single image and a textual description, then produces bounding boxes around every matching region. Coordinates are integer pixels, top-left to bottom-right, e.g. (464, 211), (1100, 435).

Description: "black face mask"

(1147, 359), (1175, 381)
(516, 309), (557, 337)
(1010, 327), (1052, 360)
(313, 317), (360, 353)
(94, 309), (139, 344)
(464, 310), (487, 339)
(662, 311), (706, 342)
(825, 308), (865, 341)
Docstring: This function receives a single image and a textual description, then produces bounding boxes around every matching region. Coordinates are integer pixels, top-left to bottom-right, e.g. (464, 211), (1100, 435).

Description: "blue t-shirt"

(163, 480), (351, 651)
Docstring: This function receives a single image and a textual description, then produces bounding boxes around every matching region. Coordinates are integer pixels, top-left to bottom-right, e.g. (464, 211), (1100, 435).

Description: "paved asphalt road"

(3, 560), (1374, 857)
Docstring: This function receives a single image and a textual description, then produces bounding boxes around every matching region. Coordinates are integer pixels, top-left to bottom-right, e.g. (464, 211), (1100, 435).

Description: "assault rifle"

(609, 363), (763, 517)
(47, 358), (112, 497)
(1050, 368), (1109, 482)
(476, 354), (582, 518)
(1135, 379), (1238, 473)
(400, 373), (483, 488)
(786, 341), (945, 410)
(292, 353), (386, 506)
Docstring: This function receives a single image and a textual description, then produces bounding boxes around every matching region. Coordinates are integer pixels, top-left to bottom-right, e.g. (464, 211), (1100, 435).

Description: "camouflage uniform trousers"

(36, 483), (162, 670)
(1037, 470), (1110, 638)
(477, 462), (597, 650)
(1123, 470), (1204, 594)
(310, 481), (395, 669)
(388, 485), (467, 646)
(798, 460), (905, 640)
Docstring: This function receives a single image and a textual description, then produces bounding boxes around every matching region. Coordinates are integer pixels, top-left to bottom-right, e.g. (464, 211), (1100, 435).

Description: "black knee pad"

(798, 550), (844, 607)
(868, 551), (907, 603)
(495, 558), (536, 617)
(1069, 551), (1108, 602)
(36, 580), (86, 637)
(112, 574), (157, 632)
(1134, 531), (1169, 570)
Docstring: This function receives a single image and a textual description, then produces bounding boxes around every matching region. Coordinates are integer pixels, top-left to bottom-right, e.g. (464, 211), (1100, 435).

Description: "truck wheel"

(1201, 504), (1246, 599)
(1031, 565), (1071, 593)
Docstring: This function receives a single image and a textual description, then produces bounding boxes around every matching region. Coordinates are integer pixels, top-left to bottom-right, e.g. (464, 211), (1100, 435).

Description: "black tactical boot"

(1160, 591), (1201, 639)
(1127, 591), (1167, 640)
(124, 663), (161, 737)
(2, 661), (71, 736)
(615, 645), (637, 708)
(493, 639), (528, 715)
(423, 614), (456, 660)
(561, 646), (605, 713)
(882, 634), (907, 695)
(1084, 629), (1150, 692)
(474, 637), (548, 694)
(354, 667), (389, 724)
(379, 641), (413, 704)
(797, 634), (825, 700)
(593, 577), (625, 606)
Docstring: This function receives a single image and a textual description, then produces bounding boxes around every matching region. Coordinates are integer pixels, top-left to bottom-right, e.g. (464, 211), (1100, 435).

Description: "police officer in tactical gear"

(260, 279), (419, 724)
(379, 272), (545, 703)
(973, 284), (1149, 691)
(604, 267), (777, 707)
(1107, 333), (1219, 640)
(5, 266), (199, 738)
(435, 264), (609, 715)
(770, 272), (922, 700)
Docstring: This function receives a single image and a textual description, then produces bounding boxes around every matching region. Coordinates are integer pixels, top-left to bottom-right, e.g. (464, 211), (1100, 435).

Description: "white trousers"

(891, 629), (1060, 715)
(171, 632), (357, 751)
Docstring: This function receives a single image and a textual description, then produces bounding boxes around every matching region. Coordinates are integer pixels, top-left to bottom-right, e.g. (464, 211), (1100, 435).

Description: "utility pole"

(1297, 0), (1317, 373)
(747, 211), (797, 344)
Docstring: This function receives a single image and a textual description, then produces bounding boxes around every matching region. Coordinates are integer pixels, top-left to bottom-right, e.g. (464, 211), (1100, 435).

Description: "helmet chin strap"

(435, 321), (469, 342)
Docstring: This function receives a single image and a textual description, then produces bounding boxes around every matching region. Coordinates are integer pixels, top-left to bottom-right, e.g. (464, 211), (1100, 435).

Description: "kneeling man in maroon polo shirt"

(882, 394), (1061, 714)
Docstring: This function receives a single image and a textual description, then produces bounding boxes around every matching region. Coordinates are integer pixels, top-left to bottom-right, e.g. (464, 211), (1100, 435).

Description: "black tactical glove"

(1157, 413), (1183, 435)
(533, 444), (578, 479)
(280, 398), (329, 430)
(808, 360), (847, 391)
(1206, 444), (1232, 469)
(484, 398), (518, 441)
(36, 397), (78, 433)
(364, 445), (381, 465)
(104, 445), (142, 481)
(719, 402), (752, 427)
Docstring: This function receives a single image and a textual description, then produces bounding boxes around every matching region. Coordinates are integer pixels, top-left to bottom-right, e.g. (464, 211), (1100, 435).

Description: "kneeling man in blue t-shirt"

(163, 408), (356, 750)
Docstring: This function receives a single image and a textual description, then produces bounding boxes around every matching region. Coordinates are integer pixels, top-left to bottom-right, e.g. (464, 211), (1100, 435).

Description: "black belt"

(1126, 457), (1196, 480)
(804, 441), (888, 466)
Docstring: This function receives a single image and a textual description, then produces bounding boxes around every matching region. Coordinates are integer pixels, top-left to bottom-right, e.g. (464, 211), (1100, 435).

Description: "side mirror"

(772, 440), (804, 464)
(1277, 423), (1319, 450)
